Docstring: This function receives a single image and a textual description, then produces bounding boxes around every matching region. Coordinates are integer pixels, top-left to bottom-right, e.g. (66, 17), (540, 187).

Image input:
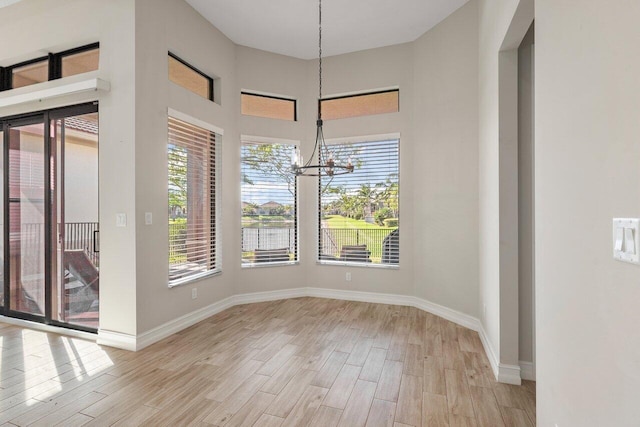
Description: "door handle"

(93, 230), (99, 253)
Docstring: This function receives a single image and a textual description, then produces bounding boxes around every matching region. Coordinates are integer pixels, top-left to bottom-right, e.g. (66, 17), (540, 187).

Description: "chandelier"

(291, 0), (354, 177)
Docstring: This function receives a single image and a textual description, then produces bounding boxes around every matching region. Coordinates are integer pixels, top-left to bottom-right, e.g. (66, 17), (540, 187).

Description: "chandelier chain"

(318, 0), (322, 117)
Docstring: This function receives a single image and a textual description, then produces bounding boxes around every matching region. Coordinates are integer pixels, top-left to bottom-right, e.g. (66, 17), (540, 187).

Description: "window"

(241, 139), (298, 266)
(319, 138), (399, 265)
(61, 46), (100, 78)
(0, 43), (99, 91)
(168, 116), (218, 285)
(168, 53), (213, 101)
(12, 59), (48, 88)
(241, 92), (297, 121)
(320, 89), (399, 121)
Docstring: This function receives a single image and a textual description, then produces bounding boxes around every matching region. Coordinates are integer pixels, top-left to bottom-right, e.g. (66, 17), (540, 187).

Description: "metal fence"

(20, 222), (99, 267)
(242, 227), (296, 252)
(320, 227), (397, 262)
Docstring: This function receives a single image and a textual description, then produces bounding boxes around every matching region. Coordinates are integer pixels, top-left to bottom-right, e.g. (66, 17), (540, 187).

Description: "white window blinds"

(168, 116), (218, 285)
(241, 140), (297, 265)
(319, 139), (399, 265)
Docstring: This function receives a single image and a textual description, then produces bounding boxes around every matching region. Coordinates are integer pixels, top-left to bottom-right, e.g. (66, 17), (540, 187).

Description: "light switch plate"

(145, 212), (153, 225)
(613, 218), (640, 264)
(116, 213), (127, 227)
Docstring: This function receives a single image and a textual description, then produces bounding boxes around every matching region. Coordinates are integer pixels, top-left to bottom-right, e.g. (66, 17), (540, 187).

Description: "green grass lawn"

(323, 215), (390, 229)
(322, 215), (397, 263)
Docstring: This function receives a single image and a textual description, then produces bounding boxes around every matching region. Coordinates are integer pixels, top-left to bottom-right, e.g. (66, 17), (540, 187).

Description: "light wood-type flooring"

(0, 297), (535, 426)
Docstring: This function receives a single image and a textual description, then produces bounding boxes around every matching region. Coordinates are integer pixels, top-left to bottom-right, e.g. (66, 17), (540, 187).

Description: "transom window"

(319, 138), (399, 266)
(241, 92), (297, 121)
(0, 43), (99, 91)
(320, 89), (399, 121)
(168, 53), (214, 101)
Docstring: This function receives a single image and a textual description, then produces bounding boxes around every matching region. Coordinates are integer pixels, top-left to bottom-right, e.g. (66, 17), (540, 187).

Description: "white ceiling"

(186, 0), (470, 60)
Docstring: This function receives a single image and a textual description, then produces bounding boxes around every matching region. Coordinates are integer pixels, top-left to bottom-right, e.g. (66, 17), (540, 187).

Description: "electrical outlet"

(145, 212), (152, 225)
(346, 272), (351, 282)
(192, 288), (197, 299)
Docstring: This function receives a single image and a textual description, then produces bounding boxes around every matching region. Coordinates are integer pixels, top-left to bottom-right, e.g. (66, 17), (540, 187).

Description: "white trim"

(324, 132), (401, 146)
(498, 363), (522, 385)
(241, 134), (299, 146)
(0, 77), (109, 109)
(233, 288), (307, 305)
(520, 361), (535, 381)
(0, 315), (97, 342)
(240, 89), (296, 101)
(97, 329), (137, 351)
(477, 324), (522, 385)
(136, 295), (235, 350)
(168, 107), (224, 135)
(323, 86), (399, 100)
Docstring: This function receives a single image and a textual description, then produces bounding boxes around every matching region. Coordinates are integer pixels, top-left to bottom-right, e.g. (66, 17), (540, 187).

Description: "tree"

(168, 145), (188, 209)
(242, 144), (296, 196)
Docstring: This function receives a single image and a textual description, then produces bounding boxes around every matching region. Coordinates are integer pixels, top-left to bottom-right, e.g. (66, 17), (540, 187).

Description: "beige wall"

(0, 0), (137, 336)
(412, 0), (479, 317)
(134, 0), (238, 333)
(536, 0), (640, 424)
(517, 23), (534, 365)
(478, 0), (532, 370)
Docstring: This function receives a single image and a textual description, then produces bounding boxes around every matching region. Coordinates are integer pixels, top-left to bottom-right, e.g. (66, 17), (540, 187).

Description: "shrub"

(375, 207), (393, 225)
(383, 218), (399, 228)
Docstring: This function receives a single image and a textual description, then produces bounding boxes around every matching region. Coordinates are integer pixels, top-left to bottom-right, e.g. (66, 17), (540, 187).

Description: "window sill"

(242, 261), (299, 269)
(0, 77), (109, 109)
(168, 269), (222, 288)
(317, 260), (399, 270)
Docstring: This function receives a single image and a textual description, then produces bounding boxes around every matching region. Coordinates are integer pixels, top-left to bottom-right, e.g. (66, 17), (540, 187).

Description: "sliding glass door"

(1, 103), (99, 332)
(7, 118), (46, 317)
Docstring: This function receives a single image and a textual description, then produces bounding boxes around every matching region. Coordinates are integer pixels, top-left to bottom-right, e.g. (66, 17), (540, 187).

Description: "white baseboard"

(135, 295), (236, 351)
(96, 329), (137, 351)
(1, 286), (523, 385)
(519, 360), (536, 381)
(477, 322), (522, 385)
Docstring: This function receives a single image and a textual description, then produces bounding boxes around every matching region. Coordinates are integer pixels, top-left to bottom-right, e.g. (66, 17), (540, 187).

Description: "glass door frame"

(1, 102), (98, 333)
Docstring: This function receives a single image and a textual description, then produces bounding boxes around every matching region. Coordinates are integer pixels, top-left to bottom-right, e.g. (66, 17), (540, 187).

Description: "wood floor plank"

(281, 385), (328, 427)
(449, 414), (478, 427)
(347, 338), (375, 367)
(322, 364), (362, 409)
(469, 386), (506, 427)
(444, 369), (475, 418)
(311, 351), (349, 389)
(261, 356), (306, 395)
(403, 344), (424, 377)
(254, 414), (285, 427)
(24, 391), (106, 427)
(360, 347), (388, 382)
(308, 405), (343, 427)
(395, 374), (423, 427)
(374, 360), (404, 402)
(422, 392), (449, 427)
(500, 407), (533, 427)
(424, 356), (446, 396)
(204, 373), (270, 425)
(224, 391), (276, 427)
(365, 398), (396, 427)
(265, 369), (317, 418)
(337, 380), (377, 427)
